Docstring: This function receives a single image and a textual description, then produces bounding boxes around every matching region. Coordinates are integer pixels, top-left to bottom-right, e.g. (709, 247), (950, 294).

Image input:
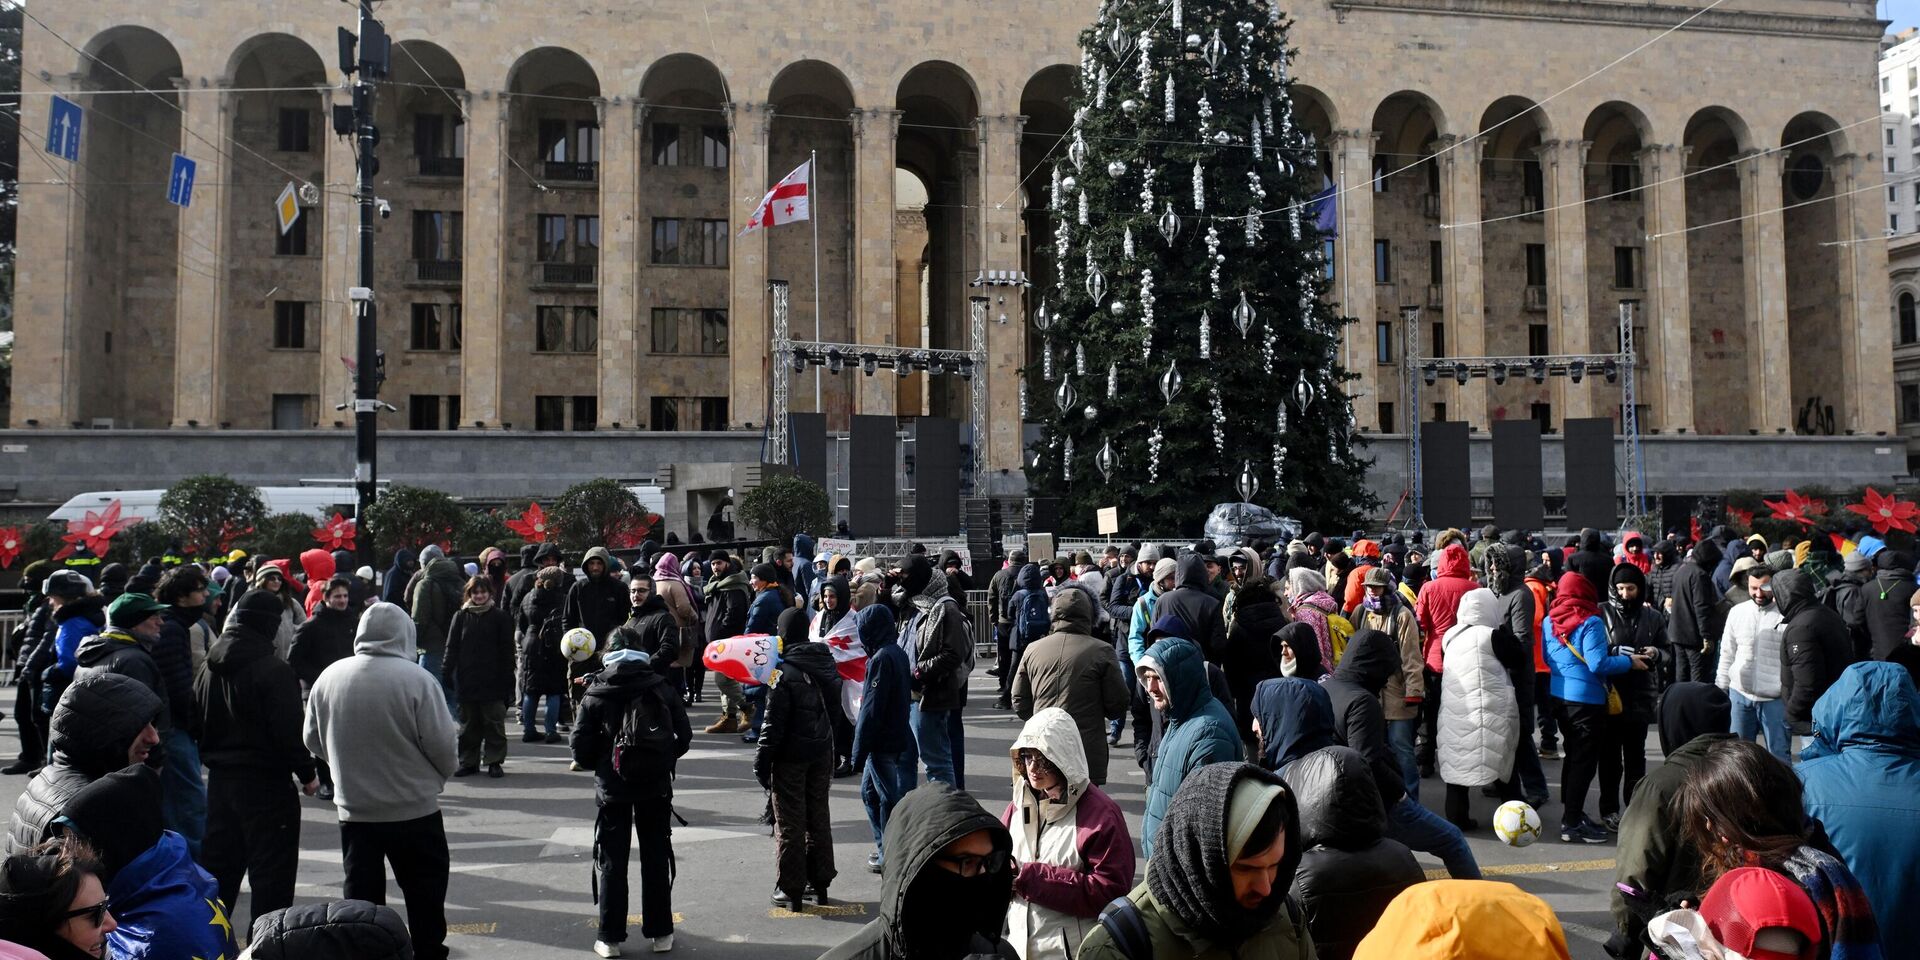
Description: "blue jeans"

(746, 686), (768, 737)
(860, 749), (918, 853)
(158, 728), (207, 862)
(419, 651), (459, 720)
(1109, 646), (1135, 740)
(1729, 689), (1789, 763)
(522, 692), (561, 736)
(1387, 718), (1421, 806)
(1384, 796), (1481, 880)
(910, 703), (966, 791)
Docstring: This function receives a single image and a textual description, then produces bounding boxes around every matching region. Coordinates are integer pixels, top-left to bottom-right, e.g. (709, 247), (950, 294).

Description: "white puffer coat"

(1438, 588), (1520, 787)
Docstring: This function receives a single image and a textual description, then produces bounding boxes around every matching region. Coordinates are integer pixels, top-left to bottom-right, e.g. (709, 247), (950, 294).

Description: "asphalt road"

(0, 676), (1624, 959)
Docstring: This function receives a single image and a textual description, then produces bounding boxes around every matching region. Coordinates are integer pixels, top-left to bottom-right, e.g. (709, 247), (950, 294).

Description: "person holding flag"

(811, 577), (863, 778)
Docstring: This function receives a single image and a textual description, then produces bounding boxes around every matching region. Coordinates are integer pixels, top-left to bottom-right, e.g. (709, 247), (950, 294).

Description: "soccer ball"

(1493, 800), (1543, 847)
(560, 627), (598, 662)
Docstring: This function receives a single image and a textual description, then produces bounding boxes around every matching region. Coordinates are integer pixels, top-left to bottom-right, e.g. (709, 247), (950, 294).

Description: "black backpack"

(611, 685), (676, 780)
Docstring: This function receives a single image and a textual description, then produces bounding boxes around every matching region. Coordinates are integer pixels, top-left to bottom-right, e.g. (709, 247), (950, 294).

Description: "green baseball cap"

(107, 592), (169, 628)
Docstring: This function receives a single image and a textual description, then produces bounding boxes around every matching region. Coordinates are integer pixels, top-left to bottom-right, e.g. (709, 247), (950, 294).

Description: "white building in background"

(1881, 28), (1920, 235)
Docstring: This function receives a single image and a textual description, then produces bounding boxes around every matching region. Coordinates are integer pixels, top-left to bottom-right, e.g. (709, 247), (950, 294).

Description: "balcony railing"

(541, 261), (598, 285)
(417, 155), (464, 177)
(542, 160), (599, 182)
(1523, 284), (1547, 312)
(415, 259), (462, 283)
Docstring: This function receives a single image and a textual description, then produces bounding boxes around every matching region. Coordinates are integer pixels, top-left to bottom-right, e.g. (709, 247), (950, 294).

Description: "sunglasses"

(931, 848), (1011, 878)
(62, 896), (110, 927)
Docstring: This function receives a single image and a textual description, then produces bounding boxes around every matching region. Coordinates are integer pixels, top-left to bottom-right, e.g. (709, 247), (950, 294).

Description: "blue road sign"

(167, 153), (196, 208)
(47, 95), (82, 162)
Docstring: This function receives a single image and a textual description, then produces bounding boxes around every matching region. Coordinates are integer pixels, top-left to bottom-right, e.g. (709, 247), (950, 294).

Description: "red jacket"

(1414, 543), (1477, 672)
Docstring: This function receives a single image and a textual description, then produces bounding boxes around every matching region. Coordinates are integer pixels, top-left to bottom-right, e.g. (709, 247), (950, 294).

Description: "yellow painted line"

(769, 903), (868, 919)
(1423, 857), (1616, 881)
(448, 922), (498, 935)
(582, 914), (687, 926)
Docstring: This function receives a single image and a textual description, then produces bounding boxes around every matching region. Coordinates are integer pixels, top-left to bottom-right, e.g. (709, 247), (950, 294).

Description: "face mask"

(1280, 656), (1299, 677)
(902, 865), (1004, 960)
(1362, 595), (1383, 611)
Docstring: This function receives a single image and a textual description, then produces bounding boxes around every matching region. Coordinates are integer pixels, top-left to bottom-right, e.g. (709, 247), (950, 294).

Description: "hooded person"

(1000, 563), (1051, 711)
(1413, 543), (1476, 776)
(1354, 565), (1426, 802)
(1863, 550), (1917, 662)
(299, 549), (337, 618)
(1281, 568), (1342, 672)
(1000, 708), (1135, 960)
(1647, 539), (1681, 611)
(1608, 681), (1734, 958)
(1796, 662), (1920, 959)
(1281, 746), (1424, 960)
(817, 782), (1016, 960)
(850, 605), (917, 874)
(755, 637), (841, 911)
(1671, 536), (1726, 683)
(237, 900), (413, 960)
(1351, 880), (1571, 960)
(476, 547), (509, 602)
(302, 603), (458, 960)
(53, 764), (238, 960)
(566, 547), (633, 657)
(408, 546), (466, 716)
(518, 567), (572, 743)
(1436, 589), (1521, 831)
(1078, 763), (1312, 960)
(899, 555), (975, 790)
(988, 549), (1030, 692)
(7, 674), (163, 855)
(1136, 637), (1242, 858)
(1595, 562), (1667, 827)
(1249, 677), (1336, 774)
(1269, 622), (1326, 684)
(1010, 589), (1130, 786)
(792, 535), (819, 605)
(701, 550), (755, 735)
(1773, 568), (1855, 737)
(1153, 555), (1226, 660)
(380, 549), (418, 606)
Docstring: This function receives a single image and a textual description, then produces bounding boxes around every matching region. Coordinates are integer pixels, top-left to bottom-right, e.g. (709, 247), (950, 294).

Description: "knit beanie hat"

(56, 764), (163, 883)
(1153, 557), (1178, 583)
(236, 589), (286, 637)
(1844, 550), (1871, 574)
(750, 562), (781, 585)
(1225, 776), (1287, 861)
(1147, 763), (1301, 945)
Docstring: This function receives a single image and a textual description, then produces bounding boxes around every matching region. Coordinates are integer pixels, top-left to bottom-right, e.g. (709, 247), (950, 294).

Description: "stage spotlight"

(1530, 359), (1547, 384)
(1422, 363), (1437, 386)
(895, 357), (912, 378)
(1492, 362), (1508, 385)
(790, 350), (807, 373)
(1453, 362), (1469, 386)
(1570, 360), (1585, 384)
(861, 353), (877, 376)
(929, 358), (946, 376)
(1603, 360), (1619, 383)
(827, 349), (844, 373)
(958, 359), (974, 381)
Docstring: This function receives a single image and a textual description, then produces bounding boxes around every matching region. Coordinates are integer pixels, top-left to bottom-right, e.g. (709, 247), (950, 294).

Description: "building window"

(539, 119), (570, 161)
(1609, 162), (1639, 199)
(1521, 159), (1543, 208)
(1528, 323), (1549, 357)
(1613, 246), (1642, 289)
(571, 395), (598, 431)
(1376, 402), (1395, 433)
(1375, 321), (1393, 364)
(1892, 156), (1900, 174)
(1531, 402), (1553, 432)
(650, 308), (680, 353)
(1901, 292), (1917, 344)
(651, 123), (680, 165)
(1430, 321), (1446, 359)
(272, 301), (310, 349)
(576, 216), (600, 262)
(412, 210), (463, 262)
(697, 397), (729, 430)
(534, 395), (567, 431)
(537, 215), (568, 262)
(1373, 239), (1391, 283)
(1432, 402), (1447, 422)
(277, 108), (311, 153)
(409, 395), (442, 431)
(536, 306), (567, 352)
(1322, 238), (1336, 279)
(650, 396), (679, 431)
(1901, 385), (1920, 424)
(410, 303), (461, 351)
(1886, 76), (1894, 93)
(651, 218), (728, 266)
(701, 126), (730, 168)
(275, 210), (311, 256)
(570, 307), (599, 352)
(1891, 128), (1899, 147)
(650, 218), (680, 264)
(413, 112), (465, 161)
(1524, 244), (1547, 286)
(1429, 240), (1443, 284)
(1371, 154), (1389, 192)
(699, 309), (728, 355)
(271, 394), (310, 430)
(535, 306), (596, 353)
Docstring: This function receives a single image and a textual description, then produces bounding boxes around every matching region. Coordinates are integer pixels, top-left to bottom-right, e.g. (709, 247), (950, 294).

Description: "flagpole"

(811, 150), (822, 414)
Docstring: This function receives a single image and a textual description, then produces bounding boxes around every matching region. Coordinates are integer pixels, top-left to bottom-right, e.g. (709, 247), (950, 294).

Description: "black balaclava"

(1609, 562), (1648, 616)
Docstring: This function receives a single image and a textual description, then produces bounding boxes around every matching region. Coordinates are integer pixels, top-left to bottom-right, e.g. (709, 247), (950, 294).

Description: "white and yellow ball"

(560, 627), (598, 662)
(1492, 800), (1543, 847)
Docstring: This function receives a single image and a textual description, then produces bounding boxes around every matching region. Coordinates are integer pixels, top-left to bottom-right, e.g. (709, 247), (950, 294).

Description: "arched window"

(1901, 291), (1916, 345)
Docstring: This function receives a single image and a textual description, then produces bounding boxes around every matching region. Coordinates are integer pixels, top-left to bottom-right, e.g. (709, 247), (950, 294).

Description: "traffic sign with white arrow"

(46, 96), (82, 162)
(166, 153), (197, 208)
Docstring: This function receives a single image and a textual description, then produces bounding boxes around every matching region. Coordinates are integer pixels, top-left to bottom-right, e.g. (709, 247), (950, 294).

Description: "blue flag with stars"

(105, 831), (239, 960)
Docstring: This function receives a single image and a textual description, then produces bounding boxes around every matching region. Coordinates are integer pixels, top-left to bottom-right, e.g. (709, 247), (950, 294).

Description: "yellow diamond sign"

(275, 182), (301, 236)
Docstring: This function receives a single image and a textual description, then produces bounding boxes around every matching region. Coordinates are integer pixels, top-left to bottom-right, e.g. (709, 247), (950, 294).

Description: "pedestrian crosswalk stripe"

(1422, 857), (1615, 881)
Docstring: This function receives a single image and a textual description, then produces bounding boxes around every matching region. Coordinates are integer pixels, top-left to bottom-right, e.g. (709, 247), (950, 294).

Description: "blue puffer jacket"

(1544, 613), (1632, 706)
(851, 605), (915, 764)
(106, 831), (240, 960)
(1139, 636), (1242, 857)
(746, 586), (786, 636)
(1799, 662), (1920, 960)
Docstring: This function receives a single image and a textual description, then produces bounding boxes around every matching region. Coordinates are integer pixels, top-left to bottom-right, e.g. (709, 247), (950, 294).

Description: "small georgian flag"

(739, 158), (811, 235)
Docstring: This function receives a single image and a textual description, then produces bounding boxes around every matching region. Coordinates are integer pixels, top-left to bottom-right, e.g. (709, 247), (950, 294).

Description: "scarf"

(462, 599), (494, 613)
(1287, 591), (1338, 667)
(1779, 845), (1883, 960)
(1146, 763), (1300, 947)
(1549, 571), (1600, 647)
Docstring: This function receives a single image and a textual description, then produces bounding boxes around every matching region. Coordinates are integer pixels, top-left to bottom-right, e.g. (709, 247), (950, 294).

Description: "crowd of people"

(0, 520), (1916, 960)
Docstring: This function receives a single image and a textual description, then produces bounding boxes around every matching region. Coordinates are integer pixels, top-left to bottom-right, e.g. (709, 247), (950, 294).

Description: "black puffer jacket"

(519, 582), (571, 696)
(1282, 745), (1425, 960)
(1221, 582), (1285, 744)
(754, 641), (838, 784)
(6, 672), (162, 854)
(1670, 539), (1724, 652)
(1864, 552), (1917, 661)
(570, 656), (692, 802)
(1155, 556), (1226, 659)
(620, 593), (682, 666)
(73, 630), (171, 732)
(244, 899), (413, 960)
(196, 618), (315, 783)
(1775, 569), (1856, 735)
(1321, 629), (1407, 808)
(289, 603), (357, 688)
(443, 603), (517, 704)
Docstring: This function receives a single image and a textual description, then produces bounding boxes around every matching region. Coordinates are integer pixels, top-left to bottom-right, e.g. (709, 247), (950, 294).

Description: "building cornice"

(1328, 0), (1886, 41)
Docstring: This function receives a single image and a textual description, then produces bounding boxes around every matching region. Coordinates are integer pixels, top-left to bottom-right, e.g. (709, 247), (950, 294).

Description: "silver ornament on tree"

(1107, 21), (1131, 56)
(1060, 174), (1077, 193)
(1033, 296), (1053, 333)
(1042, 344), (1054, 382)
(1184, 32), (1203, 50)
(1084, 405), (1099, 421)
(1077, 189), (1089, 226)
(1209, 388), (1226, 455)
(1068, 132), (1088, 172)
(1292, 371), (1314, 413)
(1199, 310), (1212, 359)
(1106, 363), (1118, 399)
(1106, 159), (1127, 178)
(1236, 460), (1261, 502)
(1148, 423), (1164, 483)
(1192, 161), (1205, 212)
(1019, 381), (1028, 419)
(1086, 256), (1106, 303)
(1063, 436), (1074, 482)
(1275, 401), (1289, 437)
(1158, 203), (1181, 244)
(1110, 299), (1129, 319)
(1056, 379), (1078, 412)
(1075, 342), (1086, 376)
(1272, 443), (1287, 487)
(1096, 439), (1117, 482)
(1164, 73), (1176, 122)
(1160, 360), (1183, 403)
(1233, 291), (1256, 339)
(1204, 27), (1227, 71)
(1095, 66), (1108, 109)
(1123, 226), (1135, 261)
(1172, 0), (1183, 32)
(1121, 98), (1141, 116)
(1050, 165), (1063, 211)
(1212, 130), (1232, 145)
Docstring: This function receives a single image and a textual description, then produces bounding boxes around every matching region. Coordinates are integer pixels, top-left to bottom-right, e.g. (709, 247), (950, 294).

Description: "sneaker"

(522, 731), (543, 743)
(594, 941), (622, 958)
(866, 851), (884, 874)
(833, 760), (855, 779)
(1538, 742), (1560, 760)
(1602, 812), (1622, 833)
(1560, 820), (1610, 844)
(570, 760), (587, 772)
(317, 785), (334, 801)
(741, 730), (760, 744)
(488, 763), (504, 779)
(545, 732), (564, 745)
(992, 697), (1012, 710)
(650, 934), (673, 954)
(771, 889), (798, 910)
(806, 884), (828, 905)
(454, 765), (480, 778)
(986, 666), (1003, 678)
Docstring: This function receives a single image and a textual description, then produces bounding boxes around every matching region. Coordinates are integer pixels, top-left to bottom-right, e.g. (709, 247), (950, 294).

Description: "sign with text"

(1096, 507), (1119, 536)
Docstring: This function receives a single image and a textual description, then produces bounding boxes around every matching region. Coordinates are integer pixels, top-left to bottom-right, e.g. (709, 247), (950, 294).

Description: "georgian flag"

(812, 610), (866, 722)
(739, 159), (811, 235)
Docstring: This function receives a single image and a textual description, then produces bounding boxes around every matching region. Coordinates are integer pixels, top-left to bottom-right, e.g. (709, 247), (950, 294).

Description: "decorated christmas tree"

(1027, 0), (1377, 534)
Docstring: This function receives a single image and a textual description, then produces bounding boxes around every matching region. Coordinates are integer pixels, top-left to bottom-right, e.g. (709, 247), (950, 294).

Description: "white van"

(50, 486), (360, 523)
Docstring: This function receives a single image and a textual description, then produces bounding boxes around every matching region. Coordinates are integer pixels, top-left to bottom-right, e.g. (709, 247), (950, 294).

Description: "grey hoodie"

(303, 602), (457, 822)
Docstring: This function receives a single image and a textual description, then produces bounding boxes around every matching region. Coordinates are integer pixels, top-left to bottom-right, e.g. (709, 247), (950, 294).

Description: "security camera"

(376, 198), (392, 219)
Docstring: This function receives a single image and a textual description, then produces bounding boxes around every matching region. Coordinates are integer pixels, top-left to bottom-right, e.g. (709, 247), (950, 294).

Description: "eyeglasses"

(62, 897), (110, 927)
(930, 848), (1011, 878)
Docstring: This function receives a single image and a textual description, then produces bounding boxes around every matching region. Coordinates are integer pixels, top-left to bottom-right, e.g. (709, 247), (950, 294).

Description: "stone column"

(976, 113), (1026, 474)
(1637, 142), (1693, 432)
(460, 91), (509, 426)
(1330, 129), (1379, 428)
(1539, 138), (1590, 422)
(596, 96), (640, 428)
(318, 85), (360, 421)
(1738, 149), (1792, 433)
(851, 107), (901, 416)
(728, 102), (772, 429)
(1833, 152), (1895, 434)
(169, 76), (231, 426)
(1435, 134), (1486, 428)
(12, 71), (91, 426)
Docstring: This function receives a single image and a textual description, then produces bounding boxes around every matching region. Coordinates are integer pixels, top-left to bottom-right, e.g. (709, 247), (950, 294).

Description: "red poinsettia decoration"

(506, 502), (550, 543)
(0, 527), (20, 569)
(608, 513), (661, 550)
(311, 512), (357, 551)
(1727, 507), (1754, 531)
(1845, 486), (1920, 535)
(1761, 489), (1826, 529)
(53, 500), (140, 561)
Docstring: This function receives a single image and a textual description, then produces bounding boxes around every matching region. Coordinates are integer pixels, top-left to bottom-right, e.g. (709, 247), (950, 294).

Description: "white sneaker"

(593, 941), (622, 958)
(650, 934), (674, 953)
